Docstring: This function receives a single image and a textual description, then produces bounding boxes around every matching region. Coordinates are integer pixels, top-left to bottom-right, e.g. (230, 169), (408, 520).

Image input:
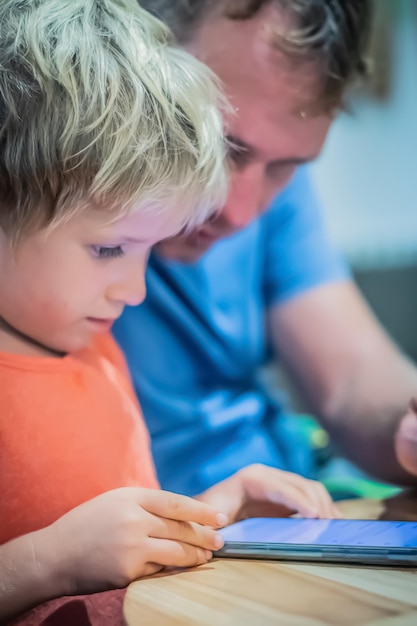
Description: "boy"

(0, 0), (337, 621)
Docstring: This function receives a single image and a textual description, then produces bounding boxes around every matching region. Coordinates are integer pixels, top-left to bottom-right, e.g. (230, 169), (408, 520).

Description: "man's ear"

(0, 222), (14, 264)
(0, 223), (6, 249)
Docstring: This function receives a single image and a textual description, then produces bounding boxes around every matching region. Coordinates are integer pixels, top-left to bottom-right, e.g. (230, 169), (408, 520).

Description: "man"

(114, 0), (417, 495)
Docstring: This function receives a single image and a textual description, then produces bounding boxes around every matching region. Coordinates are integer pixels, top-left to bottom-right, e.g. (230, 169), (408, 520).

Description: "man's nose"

(221, 164), (266, 230)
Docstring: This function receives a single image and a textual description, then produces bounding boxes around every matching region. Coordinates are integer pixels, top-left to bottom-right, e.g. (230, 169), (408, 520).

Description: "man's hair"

(139, 0), (371, 112)
(0, 0), (228, 241)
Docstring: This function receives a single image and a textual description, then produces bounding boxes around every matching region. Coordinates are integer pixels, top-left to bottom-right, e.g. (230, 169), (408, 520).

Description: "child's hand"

(35, 487), (228, 596)
(198, 464), (340, 523)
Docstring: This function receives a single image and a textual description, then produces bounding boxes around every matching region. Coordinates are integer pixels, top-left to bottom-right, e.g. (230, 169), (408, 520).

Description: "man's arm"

(269, 280), (417, 484)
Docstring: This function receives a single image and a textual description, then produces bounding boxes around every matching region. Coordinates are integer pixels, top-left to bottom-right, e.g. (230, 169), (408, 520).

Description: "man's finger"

(395, 410), (417, 476)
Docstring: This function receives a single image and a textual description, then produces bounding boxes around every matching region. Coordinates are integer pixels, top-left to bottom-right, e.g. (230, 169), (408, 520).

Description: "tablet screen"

(220, 518), (417, 548)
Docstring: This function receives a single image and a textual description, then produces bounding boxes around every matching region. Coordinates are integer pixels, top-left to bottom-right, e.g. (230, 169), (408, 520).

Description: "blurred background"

(272, 0), (417, 498)
(312, 0), (417, 361)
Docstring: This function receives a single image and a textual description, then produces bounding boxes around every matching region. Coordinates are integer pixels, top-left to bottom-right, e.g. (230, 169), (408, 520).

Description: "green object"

(296, 414), (402, 501)
(323, 476), (401, 501)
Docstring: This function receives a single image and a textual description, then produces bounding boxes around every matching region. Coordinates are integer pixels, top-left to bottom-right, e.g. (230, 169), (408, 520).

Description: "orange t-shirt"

(0, 333), (158, 545)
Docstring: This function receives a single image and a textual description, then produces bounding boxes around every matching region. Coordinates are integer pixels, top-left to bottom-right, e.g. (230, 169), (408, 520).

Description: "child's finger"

(146, 538), (213, 569)
(279, 473), (337, 519)
(141, 562), (164, 578)
(245, 466), (327, 518)
(306, 481), (339, 519)
(138, 489), (229, 528)
(149, 517), (224, 552)
(264, 480), (320, 518)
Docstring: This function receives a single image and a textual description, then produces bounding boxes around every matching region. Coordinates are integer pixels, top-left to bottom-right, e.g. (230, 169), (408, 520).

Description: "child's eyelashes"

(91, 245), (125, 259)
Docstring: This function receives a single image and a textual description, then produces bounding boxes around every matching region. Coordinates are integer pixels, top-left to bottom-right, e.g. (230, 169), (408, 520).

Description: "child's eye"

(91, 245), (124, 259)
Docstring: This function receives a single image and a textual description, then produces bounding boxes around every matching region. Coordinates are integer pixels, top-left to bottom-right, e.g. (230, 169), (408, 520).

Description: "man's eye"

(226, 139), (250, 168)
(227, 147), (249, 168)
(91, 245), (124, 259)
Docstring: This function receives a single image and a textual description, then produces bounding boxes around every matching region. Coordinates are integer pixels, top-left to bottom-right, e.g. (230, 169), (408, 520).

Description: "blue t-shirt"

(113, 168), (349, 495)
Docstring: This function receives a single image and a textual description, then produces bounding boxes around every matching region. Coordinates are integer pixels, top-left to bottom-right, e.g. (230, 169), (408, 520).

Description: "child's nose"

(107, 271), (146, 307)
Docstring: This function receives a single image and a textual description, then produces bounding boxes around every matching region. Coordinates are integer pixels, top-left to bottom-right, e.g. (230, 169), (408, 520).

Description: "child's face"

(0, 206), (181, 355)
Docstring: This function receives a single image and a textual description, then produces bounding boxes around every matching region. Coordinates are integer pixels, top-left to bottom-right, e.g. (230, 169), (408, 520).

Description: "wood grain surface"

(124, 493), (417, 626)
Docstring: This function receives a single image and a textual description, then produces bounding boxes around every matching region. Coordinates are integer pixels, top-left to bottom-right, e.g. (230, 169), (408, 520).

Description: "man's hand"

(395, 398), (417, 476)
(197, 464), (340, 524)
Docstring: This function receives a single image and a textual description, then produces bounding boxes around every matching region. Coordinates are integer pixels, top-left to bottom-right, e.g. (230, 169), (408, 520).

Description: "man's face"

(158, 6), (333, 262)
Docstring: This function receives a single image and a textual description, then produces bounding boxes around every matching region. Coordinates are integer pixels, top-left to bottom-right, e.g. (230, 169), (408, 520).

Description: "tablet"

(216, 517), (417, 566)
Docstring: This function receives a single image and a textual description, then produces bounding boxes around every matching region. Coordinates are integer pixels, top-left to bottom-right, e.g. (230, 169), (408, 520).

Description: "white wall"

(311, 0), (417, 270)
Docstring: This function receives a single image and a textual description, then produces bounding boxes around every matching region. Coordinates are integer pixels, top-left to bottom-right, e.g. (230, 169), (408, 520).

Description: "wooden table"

(124, 492), (417, 626)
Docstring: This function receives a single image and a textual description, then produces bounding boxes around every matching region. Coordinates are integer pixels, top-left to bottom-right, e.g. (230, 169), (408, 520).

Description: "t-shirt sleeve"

(263, 166), (350, 307)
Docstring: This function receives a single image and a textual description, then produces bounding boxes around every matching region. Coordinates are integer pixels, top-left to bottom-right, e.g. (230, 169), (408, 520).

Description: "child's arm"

(0, 488), (228, 622)
(0, 529), (62, 622)
(197, 464), (340, 523)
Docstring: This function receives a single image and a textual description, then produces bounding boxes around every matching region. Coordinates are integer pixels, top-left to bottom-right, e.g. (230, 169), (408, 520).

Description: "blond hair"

(0, 0), (228, 241)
